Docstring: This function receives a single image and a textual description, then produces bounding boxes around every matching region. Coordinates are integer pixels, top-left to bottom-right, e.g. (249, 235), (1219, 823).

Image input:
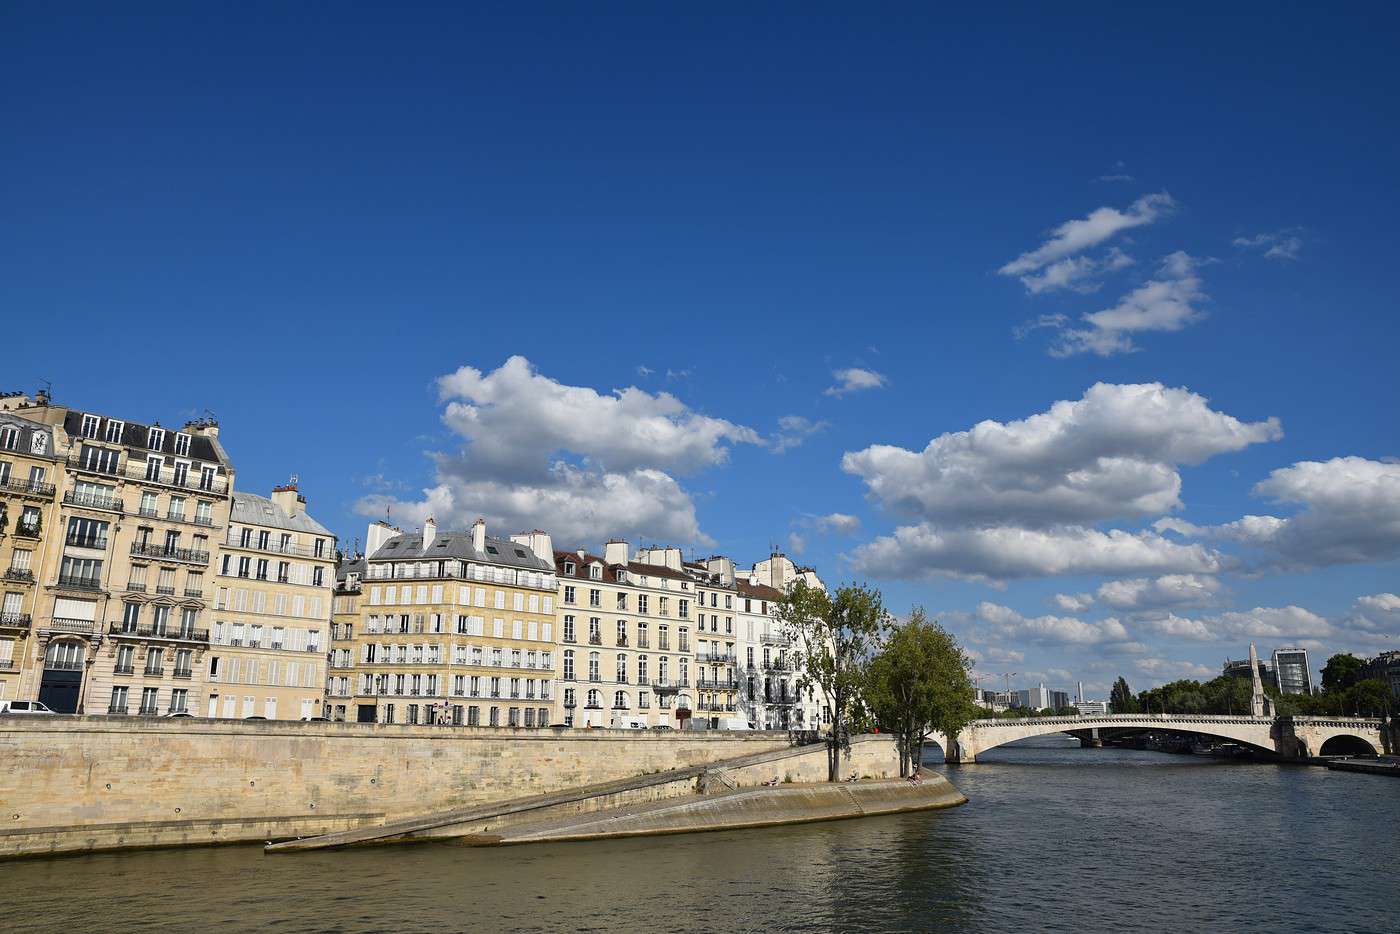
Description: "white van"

(0, 700), (56, 715)
(610, 714), (649, 730)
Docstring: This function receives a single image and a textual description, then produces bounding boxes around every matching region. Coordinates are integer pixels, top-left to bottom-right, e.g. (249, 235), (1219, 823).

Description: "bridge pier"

(1077, 728), (1102, 748)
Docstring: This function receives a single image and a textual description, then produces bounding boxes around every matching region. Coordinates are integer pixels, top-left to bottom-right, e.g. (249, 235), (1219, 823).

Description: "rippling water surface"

(6, 737), (1394, 933)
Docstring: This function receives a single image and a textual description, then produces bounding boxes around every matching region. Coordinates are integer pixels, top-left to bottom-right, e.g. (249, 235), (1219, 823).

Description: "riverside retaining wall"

(0, 718), (823, 858)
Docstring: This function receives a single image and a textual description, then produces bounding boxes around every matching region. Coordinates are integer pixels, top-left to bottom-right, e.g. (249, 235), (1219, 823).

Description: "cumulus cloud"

(1344, 593), (1400, 640)
(786, 531), (807, 556)
(1013, 313), (1069, 340)
(1096, 574), (1223, 611)
(1159, 456), (1400, 570)
(806, 512), (861, 534)
(824, 367), (887, 397)
(771, 415), (830, 454)
(1140, 605), (1333, 643)
(1233, 228), (1303, 261)
(842, 382), (1281, 529)
(1134, 657), (1217, 679)
(356, 356), (760, 546)
(848, 524), (1226, 584)
(1000, 193), (1173, 288)
(1052, 592), (1095, 613)
(1051, 252), (1208, 357)
(972, 602), (1141, 650)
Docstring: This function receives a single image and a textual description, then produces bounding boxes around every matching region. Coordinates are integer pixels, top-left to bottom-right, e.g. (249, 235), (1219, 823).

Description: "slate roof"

(0, 411), (58, 460)
(230, 490), (334, 537)
(61, 410), (224, 464)
(370, 529), (553, 572)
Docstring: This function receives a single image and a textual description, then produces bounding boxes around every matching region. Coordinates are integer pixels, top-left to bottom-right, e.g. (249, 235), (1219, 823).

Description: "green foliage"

(1109, 676), (1138, 714)
(775, 581), (887, 780)
(865, 609), (976, 774)
(1321, 654), (1364, 693)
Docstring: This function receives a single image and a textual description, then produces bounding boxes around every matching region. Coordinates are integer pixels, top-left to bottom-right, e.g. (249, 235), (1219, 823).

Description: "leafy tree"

(1109, 676), (1138, 714)
(865, 610), (976, 775)
(1341, 678), (1392, 717)
(777, 581), (886, 781)
(1321, 654), (1364, 693)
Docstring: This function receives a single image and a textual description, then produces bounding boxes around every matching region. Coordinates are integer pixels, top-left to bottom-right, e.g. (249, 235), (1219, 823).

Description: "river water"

(5, 736), (1394, 933)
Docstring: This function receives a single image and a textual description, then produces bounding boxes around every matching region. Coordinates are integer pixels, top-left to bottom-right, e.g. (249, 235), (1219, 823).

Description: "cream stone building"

(326, 554), (365, 722)
(0, 401), (63, 704)
(734, 553), (830, 731)
(691, 556), (740, 726)
(0, 392), (235, 715)
(555, 541), (697, 728)
(338, 518), (558, 728)
(203, 487), (336, 720)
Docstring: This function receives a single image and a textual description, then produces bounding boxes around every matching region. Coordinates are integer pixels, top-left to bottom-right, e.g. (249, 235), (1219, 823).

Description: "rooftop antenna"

(289, 473), (299, 487)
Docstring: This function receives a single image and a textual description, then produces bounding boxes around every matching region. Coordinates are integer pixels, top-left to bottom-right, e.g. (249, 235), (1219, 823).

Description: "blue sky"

(6, 3), (1399, 696)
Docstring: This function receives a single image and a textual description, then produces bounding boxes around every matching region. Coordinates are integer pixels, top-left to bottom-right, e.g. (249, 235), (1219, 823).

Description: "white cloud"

(974, 601), (1136, 647)
(356, 356), (759, 546)
(1052, 592), (1095, 613)
(636, 365), (654, 377)
(824, 368), (887, 397)
(1097, 173), (1135, 183)
(1234, 228), (1303, 261)
(1051, 252), (1208, 357)
(808, 512), (861, 534)
(1000, 192), (1173, 286)
(1013, 313), (1069, 340)
(1018, 247), (1135, 295)
(848, 524), (1226, 584)
(842, 382), (1281, 528)
(1140, 605), (1332, 643)
(1134, 657), (1217, 679)
(1162, 456), (1400, 570)
(1096, 574), (1223, 611)
(771, 415), (830, 454)
(786, 531), (806, 556)
(1344, 593), (1400, 640)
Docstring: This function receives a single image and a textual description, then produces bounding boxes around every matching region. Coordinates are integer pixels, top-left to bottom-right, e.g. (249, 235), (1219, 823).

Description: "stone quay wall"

(0, 718), (820, 858)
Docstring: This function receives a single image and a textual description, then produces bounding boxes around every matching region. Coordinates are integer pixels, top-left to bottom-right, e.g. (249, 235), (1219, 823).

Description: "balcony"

(616, 635), (629, 647)
(138, 705), (160, 716)
(155, 586), (176, 596)
(221, 533), (331, 559)
(63, 490), (123, 514)
(46, 617), (99, 635)
(635, 638), (649, 649)
(67, 454), (121, 477)
(126, 582), (146, 592)
(114, 664), (134, 675)
(173, 668), (193, 680)
(184, 588), (204, 599)
(56, 574), (103, 592)
(584, 702), (603, 710)
(765, 694), (795, 706)
(0, 612), (29, 632)
(697, 652), (736, 665)
(588, 633), (602, 645)
(562, 634), (576, 644)
(1, 477), (57, 499)
(13, 524), (41, 540)
(130, 542), (210, 566)
(650, 679), (688, 693)
(107, 703), (129, 715)
(123, 460), (228, 494)
(0, 658), (15, 671)
(761, 632), (790, 645)
(697, 679), (738, 691)
(107, 622), (209, 642)
(65, 534), (109, 551)
(4, 568), (35, 584)
(764, 660), (791, 672)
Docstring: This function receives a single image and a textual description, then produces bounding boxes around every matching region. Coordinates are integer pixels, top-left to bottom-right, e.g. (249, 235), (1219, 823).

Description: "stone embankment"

(1, 718), (952, 858)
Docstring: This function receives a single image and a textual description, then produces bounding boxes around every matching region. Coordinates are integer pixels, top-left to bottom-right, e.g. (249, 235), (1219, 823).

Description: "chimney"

(365, 520), (401, 558)
(471, 517), (486, 553)
(270, 484), (305, 517)
(423, 516), (437, 550)
(511, 530), (555, 564)
(604, 539), (629, 567)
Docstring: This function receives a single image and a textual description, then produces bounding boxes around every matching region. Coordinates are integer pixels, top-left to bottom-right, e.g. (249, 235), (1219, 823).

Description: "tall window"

(147, 427), (165, 450)
(104, 419), (124, 443)
(174, 433), (191, 456)
(637, 655), (649, 683)
(587, 652), (600, 681)
(616, 654), (627, 683)
(81, 415), (100, 438)
(563, 649), (575, 680)
(616, 619), (628, 645)
(614, 690), (628, 709)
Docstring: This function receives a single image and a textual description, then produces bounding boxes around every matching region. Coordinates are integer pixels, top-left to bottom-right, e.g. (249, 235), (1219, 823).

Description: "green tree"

(1109, 676), (1138, 714)
(1340, 678), (1391, 717)
(1321, 654), (1364, 693)
(865, 610), (976, 775)
(776, 581), (886, 781)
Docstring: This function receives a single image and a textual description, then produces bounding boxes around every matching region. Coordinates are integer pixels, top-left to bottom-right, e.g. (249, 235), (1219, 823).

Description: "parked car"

(244, 715), (267, 720)
(165, 711), (194, 718)
(0, 700), (56, 715)
(301, 716), (331, 722)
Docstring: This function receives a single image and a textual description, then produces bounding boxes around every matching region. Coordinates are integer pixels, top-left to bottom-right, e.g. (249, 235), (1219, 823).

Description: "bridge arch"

(942, 715), (1280, 763)
(1318, 734), (1377, 757)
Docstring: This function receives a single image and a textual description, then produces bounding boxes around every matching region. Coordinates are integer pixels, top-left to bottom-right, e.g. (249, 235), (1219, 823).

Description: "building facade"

(0, 403), (63, 704)
(733, 552), (829, 731)
(1, 393), (235, 715)
(339, 519), (558, 728)
(326, 555), (365, 722)
(203, 487), (336, 720)
(1271, 647), (1314, 696)
(556, 541), (697, 728)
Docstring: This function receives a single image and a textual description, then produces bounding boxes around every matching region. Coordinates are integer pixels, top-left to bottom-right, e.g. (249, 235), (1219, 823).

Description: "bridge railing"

(967, 713), (1382, 730)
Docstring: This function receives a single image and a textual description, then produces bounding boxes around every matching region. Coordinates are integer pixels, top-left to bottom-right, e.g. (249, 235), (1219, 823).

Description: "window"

(589, 565), (601, 580)
(616, 654), (627, 683)
(0, 427), (14, 450)
(563, 615), (575, 643)
(589, 589), (601, 608)
(115, 644), (134, 674)
(563, 561), (576, 576)
(104, 419), (124, 443)
(168, 495), (186, 520)
(563, 650), (575, 680)
(81, 415), (101, 439)
(144, 647), (163, 676)
(170, 688), (189, 714)
(586, 689), (601, 708)
(588, 652), (600, 681)
(638, 595), (648, 614)
(147, 427), (165, 450)
(563, 585), (576, 605)
(616, 619), (628, 645)
(616, 593), (628, 611)
(109, 686), (129, 714)
(588, 617), (601, 644)
(637, 655), (648, 683)
(613, 690), (628, 709)
(145, 455), (163, 481)
(120, 602), (140, 632)
(174, 433), (191, 456)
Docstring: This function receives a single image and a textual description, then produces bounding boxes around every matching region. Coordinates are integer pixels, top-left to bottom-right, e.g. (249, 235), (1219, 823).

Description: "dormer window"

(563, 561), (576, 575)
(0, 427), (17, 450)
(589, 564), (601, 580)
(616, 569), (627, 584)
(174, 433), (191, 456)
(104, 419), (124, 443)
(81, 415), (101, 439)
(147, 427), (165, 450)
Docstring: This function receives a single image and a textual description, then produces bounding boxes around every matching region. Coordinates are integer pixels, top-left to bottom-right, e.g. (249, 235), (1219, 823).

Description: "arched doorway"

(1319, 735), (1377, 757)
(38, 639), (86, 713)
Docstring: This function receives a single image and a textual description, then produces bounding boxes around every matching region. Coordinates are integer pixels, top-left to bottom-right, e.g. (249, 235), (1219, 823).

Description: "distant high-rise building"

(1014, 683), (1053, 710)
(1271, 647), (1314, 696)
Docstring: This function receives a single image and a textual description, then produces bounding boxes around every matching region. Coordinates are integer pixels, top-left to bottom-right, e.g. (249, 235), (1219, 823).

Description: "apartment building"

(326, 555), (365, 722)
(734, 552), (829, 731)
(555, 541), (697, 728)
(0, 402), (63, 703)
(203, 487), (336, 720)
(340, 518), (558, 728)
(1, 392), (234, 714)
(692, 556), (740, 725)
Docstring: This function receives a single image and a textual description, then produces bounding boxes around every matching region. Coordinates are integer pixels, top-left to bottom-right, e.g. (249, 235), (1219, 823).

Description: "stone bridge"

(927, 714), (1384, 764)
